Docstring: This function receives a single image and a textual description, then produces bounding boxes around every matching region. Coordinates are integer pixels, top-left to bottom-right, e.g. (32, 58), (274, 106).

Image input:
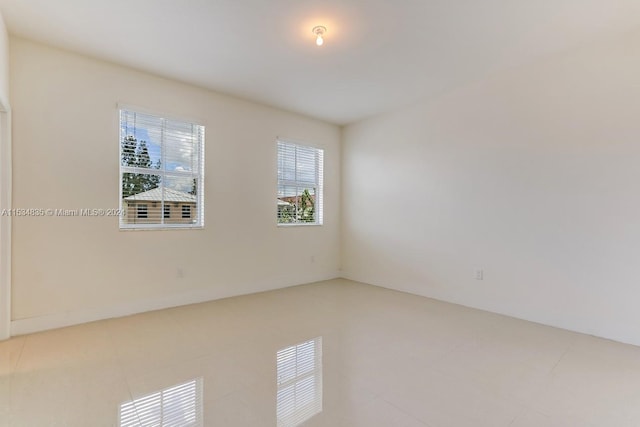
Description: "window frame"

(118, 106), (205, 231)
(276, 139), (324, 227)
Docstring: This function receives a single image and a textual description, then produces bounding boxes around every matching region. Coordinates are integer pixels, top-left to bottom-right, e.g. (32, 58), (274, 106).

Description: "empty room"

(1, 1), (640, 426)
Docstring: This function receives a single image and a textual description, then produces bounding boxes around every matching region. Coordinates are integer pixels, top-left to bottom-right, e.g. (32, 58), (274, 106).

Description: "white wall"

(342, 30), (640, 346)
(0, 11), (8, 108)
(10, 38), (341, 333)
(0, 10), (11, 340)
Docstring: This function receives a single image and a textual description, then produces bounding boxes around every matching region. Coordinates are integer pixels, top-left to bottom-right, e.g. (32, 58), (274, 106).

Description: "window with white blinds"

(276, 337), (323, 427)
(277, 141), (324, 225)
(119, 377), (203, 427)
(119, 109), (204, 229)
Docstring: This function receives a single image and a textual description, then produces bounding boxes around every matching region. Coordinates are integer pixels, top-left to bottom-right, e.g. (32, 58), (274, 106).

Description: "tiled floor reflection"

(120, 377), (203, 426)
(277, 337), (323, 427)
(2, 278), (640, 426)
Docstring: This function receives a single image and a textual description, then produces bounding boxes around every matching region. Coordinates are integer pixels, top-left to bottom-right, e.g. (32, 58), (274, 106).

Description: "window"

(277, 141), (323, 225)
(120, 109), (204, 229)
(137, 204), (148, 219)
(182, 205), (191, 219)
(276, 337), (323, 427)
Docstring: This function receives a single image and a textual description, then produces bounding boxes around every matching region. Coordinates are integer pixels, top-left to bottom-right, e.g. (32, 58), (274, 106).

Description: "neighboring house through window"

(277, 140), (323, 225)
(119, 108), (204, 229)
(137, 204), (148, 219)
(182, 205), (191, 219)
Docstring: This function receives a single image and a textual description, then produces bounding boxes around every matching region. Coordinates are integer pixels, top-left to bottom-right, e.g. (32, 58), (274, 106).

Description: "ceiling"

(1, 0), (640, 125)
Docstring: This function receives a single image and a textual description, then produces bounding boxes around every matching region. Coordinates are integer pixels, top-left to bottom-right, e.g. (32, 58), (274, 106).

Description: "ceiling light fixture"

(312, 26), (327, 46)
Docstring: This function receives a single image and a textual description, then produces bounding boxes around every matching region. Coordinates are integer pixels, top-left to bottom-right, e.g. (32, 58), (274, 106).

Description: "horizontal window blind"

(277, 141), (323, 225)
(120, 109), (204, 229)
(119, 377), (203, 427)
(277, 337), (323, 427)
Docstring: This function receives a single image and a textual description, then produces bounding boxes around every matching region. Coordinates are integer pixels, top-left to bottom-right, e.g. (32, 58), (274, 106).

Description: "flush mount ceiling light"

(312, 26), (327, 46)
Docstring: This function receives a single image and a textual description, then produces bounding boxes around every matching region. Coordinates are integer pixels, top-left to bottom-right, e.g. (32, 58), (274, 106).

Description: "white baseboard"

(12, 271), (640, 348)
(340, 269), (640, 348)
(10, 271), (341, 336)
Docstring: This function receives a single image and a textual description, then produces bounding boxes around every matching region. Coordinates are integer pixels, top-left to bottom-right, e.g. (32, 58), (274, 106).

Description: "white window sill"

(119, 224), (204, 231)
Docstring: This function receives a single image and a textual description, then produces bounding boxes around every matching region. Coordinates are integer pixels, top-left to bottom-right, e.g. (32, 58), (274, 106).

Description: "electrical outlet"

(475, 269), (483, 280)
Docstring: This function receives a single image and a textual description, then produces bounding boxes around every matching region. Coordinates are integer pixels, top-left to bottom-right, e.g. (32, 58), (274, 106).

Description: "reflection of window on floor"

(119, 377), (203, 427)
(277, 337), (323, 427)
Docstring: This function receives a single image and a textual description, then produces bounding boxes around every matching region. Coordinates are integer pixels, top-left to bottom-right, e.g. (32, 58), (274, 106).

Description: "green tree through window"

(121, 136), (161, 198)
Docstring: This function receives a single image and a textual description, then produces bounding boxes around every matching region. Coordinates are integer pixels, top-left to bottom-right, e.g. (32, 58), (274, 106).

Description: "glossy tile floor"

(2, 279), (640, 427)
